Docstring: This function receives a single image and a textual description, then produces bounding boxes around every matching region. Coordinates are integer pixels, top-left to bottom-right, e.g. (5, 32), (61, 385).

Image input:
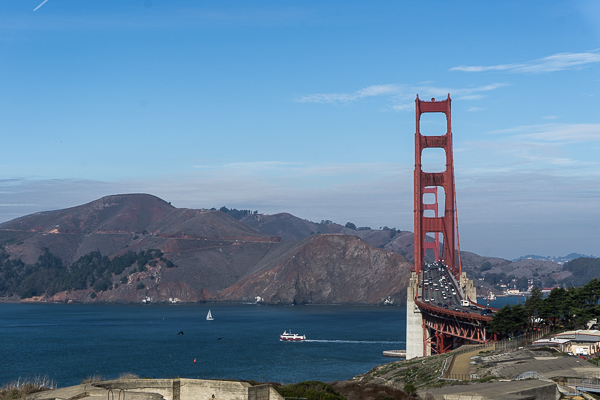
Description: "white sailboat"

(206, 309), (214, 321)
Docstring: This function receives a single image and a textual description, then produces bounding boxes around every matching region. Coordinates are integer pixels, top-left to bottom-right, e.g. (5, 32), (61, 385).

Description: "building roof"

(533, 337), (570, 345)
(555, 330), (600, 342)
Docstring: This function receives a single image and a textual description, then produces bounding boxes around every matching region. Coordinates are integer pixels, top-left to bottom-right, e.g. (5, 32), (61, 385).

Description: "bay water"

(0, 303), (405, 387)
(0, 296), (522, 388)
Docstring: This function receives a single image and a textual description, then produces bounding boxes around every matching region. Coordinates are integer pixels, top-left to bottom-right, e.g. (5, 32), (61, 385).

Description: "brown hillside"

(219, 234), (411, 305)
(0, 194), (173, 264)
(0, 194), (276, 267)
(242, 212), (415, 260)
(241, 212), (355, 241)
(0, 194), (284, 302)
(1, 194), (174, 234)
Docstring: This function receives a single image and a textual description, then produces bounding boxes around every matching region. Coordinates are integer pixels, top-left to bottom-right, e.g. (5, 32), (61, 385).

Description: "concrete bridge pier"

(406, 271), (429, 359)
(461, 271), (477, 303)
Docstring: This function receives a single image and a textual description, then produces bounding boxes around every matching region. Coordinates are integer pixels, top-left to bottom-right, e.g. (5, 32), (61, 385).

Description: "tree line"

(0, 248), (175, 299)
(216, 206), (258, 220)
(487, 279), (600, 339)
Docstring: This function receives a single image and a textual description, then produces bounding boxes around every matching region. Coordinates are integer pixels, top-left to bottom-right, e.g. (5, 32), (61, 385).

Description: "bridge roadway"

(412, 263), (495, 352)
(419, 262), (493, 315)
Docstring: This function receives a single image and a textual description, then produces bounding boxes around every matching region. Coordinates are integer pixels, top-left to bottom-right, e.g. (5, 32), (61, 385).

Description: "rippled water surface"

(0, 303), (406, 387)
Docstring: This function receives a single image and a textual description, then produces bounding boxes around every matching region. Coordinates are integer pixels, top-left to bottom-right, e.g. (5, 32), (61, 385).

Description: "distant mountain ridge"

(0, 194), (412, 305)
(0, 193), (591, 304)
(512, 253), (598, 264)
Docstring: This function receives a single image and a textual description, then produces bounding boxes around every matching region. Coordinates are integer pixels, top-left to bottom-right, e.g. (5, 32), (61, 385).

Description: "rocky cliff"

(219, 234), (410, 305)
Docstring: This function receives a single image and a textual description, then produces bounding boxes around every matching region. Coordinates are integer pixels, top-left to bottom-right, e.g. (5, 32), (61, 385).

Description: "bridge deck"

(417, 261), (494, 322)
(416, 300), (492, 322)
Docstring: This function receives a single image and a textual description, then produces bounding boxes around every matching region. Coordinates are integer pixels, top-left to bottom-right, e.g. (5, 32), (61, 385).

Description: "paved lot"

(433, 348), (600, 399)
(422, 380), (558, 400)
(479, 349), (600, 379)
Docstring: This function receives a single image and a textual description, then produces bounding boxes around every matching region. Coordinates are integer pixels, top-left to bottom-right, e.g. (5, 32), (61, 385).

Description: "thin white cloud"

(392, 103), (413, 111)
(296, 83), (507, 107)
(454, 123), (600, 205)
(193, 161), (405, 182)
(1, 4), (319, 34)
(456, 95), (484, 101)
(357, 84), (399, 97)
(491, 123), (600, 143)
(193, 161), (298, 170)
(451, 50), (600, 73)
(33, 0), (49, 12)
(296, 84), (401, 103)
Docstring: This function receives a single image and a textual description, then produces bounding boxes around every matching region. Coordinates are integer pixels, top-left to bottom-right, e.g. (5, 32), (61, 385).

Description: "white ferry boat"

(280, 330), (306, 341)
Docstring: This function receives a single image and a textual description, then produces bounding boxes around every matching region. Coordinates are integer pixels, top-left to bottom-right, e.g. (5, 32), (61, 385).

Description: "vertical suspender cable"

(453, 165), (462, 278)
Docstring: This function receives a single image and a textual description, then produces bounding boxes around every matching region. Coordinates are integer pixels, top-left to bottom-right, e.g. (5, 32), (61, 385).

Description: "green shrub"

(403, 383), (417, 396)
(275, 381), (345, 400)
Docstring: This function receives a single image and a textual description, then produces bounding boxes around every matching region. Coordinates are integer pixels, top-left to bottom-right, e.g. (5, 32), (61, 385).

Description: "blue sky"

(0, 1), (599, 260)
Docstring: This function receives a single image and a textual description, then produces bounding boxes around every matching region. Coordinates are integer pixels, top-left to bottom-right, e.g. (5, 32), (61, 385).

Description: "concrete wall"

(248, 385), (284, 400)
(406, 271), (425, 359)
(95, 379), (252, 400)
(180, 379), (251, 400)
(97, 379), (174, 400)
(33, 379), (280, 400)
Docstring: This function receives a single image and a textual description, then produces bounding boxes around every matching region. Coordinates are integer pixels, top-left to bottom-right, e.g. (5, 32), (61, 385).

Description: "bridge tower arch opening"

(422, 186), (440, 262)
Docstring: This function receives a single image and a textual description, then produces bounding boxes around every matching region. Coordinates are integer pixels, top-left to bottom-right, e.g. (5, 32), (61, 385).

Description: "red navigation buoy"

(194, 358), (196, 363)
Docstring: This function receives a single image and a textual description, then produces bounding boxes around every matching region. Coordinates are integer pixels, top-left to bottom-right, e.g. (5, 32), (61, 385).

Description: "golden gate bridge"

(406, 95), (496, 359)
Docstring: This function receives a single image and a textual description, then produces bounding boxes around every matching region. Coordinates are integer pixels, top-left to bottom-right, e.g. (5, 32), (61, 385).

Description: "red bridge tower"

(413, 95), (460, 280)
(406, 95), (490, 359)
